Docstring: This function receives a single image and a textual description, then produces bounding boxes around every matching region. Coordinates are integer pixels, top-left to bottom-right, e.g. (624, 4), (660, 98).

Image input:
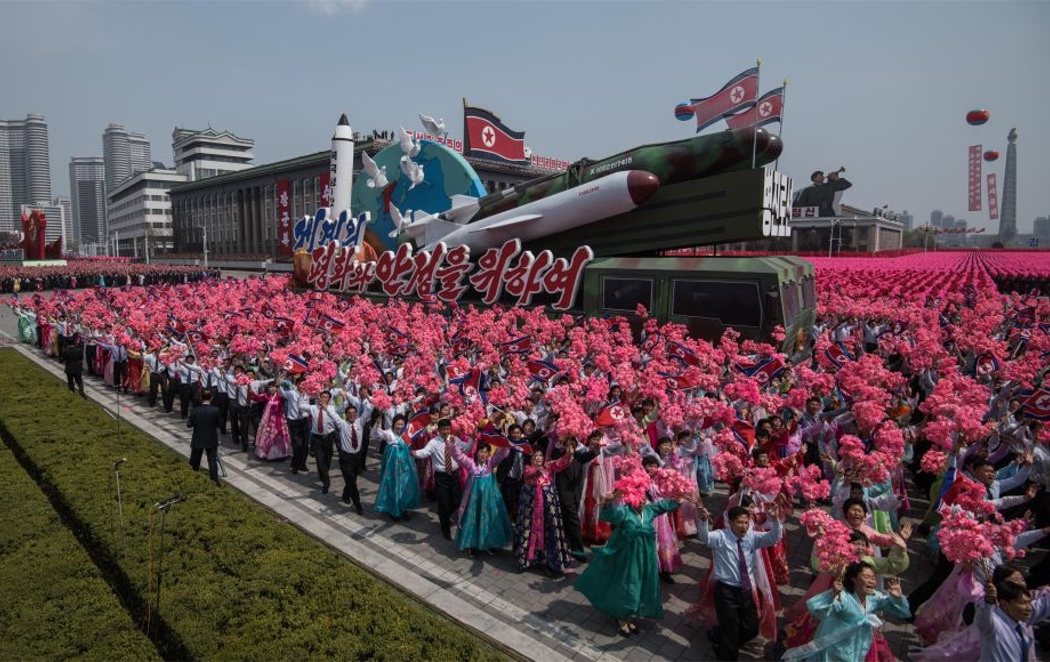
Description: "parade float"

(291, 80), (810, 351)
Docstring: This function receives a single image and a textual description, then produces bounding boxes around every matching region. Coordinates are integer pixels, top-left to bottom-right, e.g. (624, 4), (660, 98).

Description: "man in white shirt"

(333, 405), (366, 513)
(144, 349), (167, 408)
(277, 375), (312, 474)
(303, 391), (340, 494)
(411, 418), (462, 540)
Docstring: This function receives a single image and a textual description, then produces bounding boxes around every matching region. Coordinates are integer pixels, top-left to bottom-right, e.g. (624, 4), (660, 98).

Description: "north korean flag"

(731, 419), (756, 449)
(274, 317), (295, 335)
(445, 362), (472, 383)
(659, 371), (702, 391)
(284, 354), (309, 375)
(668, 341), (701, 368)
(261, 303), (277, 320)
(1021, 387), (1050, 421)
(824, 342), (855, 370)
(975, 353), (1000, 377)
(676, 66), (759, 133)
(464, 103), (528, 164)
(450, 337), (473, 356)
(528, 359), (561, 384)
(725, 87), (784, 130)
(502, 335), (532, 355)
(302, 307), (320, 328)
(739, 356), (786, 385)
(321, 314), (346, 332)
(594, 403), (630, 427)
(405, 410), (433, 449)
(640, 331), (662, 354)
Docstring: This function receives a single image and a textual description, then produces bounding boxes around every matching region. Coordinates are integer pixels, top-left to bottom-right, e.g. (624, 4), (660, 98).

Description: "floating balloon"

(966, 109), (990, 126)
(983, 150), (999, 162)
(674, 101), (695, 122)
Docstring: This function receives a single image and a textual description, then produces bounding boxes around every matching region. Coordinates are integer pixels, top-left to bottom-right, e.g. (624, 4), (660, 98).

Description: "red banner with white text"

(968, 145), (982, 211)
(319, 172), (332, 209)
(987, 173), (999, 221)
(276, 179), (292, 257)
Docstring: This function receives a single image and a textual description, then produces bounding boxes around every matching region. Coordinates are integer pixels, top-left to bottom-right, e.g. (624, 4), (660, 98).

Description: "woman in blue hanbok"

(782, 561), (910, 662)
(375, 415), (421, 521)
(452, 440), (513, 555)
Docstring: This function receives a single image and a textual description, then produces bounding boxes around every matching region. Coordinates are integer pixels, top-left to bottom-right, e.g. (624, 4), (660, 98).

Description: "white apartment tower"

(103, 123), (153, 192)
(69, 156), (107, 245)
(172, 127), (254, 181)
(0, 113), (52, 232)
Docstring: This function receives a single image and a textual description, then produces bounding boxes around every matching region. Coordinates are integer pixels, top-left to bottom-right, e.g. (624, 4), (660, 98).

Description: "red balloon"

(966, 109), (990, 126)
(983, 150), (999, 162)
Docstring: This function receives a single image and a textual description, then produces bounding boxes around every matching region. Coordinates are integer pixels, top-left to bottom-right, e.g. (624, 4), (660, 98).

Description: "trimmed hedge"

(0, 443), (159, 660)
(0, 350), (505, 661)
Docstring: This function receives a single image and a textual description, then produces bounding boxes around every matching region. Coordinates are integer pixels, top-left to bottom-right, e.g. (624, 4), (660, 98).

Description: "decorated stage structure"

(290, 98), (810, 351)
(0, 209), (67, 267)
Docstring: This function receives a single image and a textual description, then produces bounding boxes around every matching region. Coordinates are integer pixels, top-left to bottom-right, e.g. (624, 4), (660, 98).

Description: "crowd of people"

(8, 250), (1050, 661)
(0, 261), (218, 293)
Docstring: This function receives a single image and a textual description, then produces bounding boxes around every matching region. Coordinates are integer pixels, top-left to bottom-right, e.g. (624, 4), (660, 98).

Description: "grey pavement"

(0, 294), (932, 661)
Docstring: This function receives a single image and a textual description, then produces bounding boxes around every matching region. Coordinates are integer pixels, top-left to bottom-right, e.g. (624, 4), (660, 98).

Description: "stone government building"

(169, 133), (551, 258)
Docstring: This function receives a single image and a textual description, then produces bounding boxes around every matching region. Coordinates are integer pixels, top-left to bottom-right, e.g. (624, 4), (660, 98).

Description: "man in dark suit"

(187, 389), (223, 484)
(61, 339), (86, 397)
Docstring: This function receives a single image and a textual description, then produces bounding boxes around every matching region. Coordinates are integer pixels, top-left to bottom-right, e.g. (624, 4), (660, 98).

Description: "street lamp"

(197, 224), (209, 269)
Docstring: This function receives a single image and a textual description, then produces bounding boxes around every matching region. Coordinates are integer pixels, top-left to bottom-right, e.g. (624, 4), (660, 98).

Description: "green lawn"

(0, 349), (506, 661)
(0, 442), (159, 660)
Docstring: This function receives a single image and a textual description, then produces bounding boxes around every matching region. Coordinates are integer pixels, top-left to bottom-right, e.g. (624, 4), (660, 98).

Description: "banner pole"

(751, 58), (762, 169)
(774, 79), (788, 172)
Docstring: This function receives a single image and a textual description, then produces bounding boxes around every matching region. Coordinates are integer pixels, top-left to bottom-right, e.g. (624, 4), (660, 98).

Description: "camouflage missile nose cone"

(627, 171), (660, 205)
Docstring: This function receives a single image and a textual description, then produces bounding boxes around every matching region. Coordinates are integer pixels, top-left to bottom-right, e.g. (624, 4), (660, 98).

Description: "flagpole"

(751, 57), (761, 169)
(774, 79), (788, 172)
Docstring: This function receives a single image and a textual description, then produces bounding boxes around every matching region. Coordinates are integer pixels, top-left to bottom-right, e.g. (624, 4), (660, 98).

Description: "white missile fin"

(469, 214), (542, 232)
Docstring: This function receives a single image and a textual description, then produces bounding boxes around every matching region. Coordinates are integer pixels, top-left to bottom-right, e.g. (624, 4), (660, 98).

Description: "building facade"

(789, 203), (904, 254)
(107, 167), (187, 257)
(0, 113), (51, 232)
(69, 156), (107, 246)
(170, 138), (550, 257)
(172, 127), (254, 182)
(103, 123), (152, 192)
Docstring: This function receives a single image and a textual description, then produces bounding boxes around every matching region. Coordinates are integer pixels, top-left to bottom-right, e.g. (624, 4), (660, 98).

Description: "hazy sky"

(2, 0), (1048, 231)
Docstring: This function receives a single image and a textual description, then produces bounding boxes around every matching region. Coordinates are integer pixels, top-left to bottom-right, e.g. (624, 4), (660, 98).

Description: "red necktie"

(444, 438), (454, 473)
(351, 424), (358, 451)
(317, 407), (324, 434)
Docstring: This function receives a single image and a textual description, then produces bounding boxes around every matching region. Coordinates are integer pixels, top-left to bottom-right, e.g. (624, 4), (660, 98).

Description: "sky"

(2, 0), (1048, 232)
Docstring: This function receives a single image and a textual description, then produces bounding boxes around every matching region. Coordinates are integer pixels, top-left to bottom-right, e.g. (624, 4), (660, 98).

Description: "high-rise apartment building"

(900, 210), (913, 232)
(172, 127), (254, 181)
(929, 209), (943, 228)
(69, 156), (107, 245)
(103, 123), (152, 192)
(0, 113), (52, 232)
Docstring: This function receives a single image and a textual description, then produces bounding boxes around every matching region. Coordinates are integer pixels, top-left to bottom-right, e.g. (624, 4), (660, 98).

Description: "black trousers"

(230, 402), (249, 449)
(189, 447), (219, 482)
(434, 471), (462, 536)
(712, 582), (759, 661)
(501, 476), (521, 519)
(162, 375), (177, 412)
(214, 392), (229, 433)
(148, 371), (166, 406)
(113, 360), (127, 390)
(178, 382), (199, 419)
(312, 433), (335, 489)
(558, 486), (584, 552)
(237, 404), (253, 450)
(65, 371), (84, 395)
(288, 418), (310, 470)
(338, 446), (364, 506)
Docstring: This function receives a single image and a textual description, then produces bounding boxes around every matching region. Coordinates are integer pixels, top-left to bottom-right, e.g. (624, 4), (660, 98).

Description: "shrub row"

(0, 350), (504, 660)
(0, 442), (159, 660)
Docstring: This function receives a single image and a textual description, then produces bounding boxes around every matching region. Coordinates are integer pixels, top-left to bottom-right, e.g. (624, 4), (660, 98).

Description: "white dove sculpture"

(398, 127), (421, 158)
(387, 204), (415, 238)
(399, 155), (424, 190)
(419, 113), (447, 137)
(361, 151), (388, 189)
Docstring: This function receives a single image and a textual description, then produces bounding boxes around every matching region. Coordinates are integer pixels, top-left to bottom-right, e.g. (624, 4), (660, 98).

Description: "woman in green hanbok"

(16, 307), (37, 345)
(575, 489), (689, 636)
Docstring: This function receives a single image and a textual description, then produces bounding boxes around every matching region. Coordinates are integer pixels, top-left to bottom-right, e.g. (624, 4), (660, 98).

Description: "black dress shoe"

(441, 528), (452, 540)
(342, 496), (351, 505)
(354, 504), (363, 515)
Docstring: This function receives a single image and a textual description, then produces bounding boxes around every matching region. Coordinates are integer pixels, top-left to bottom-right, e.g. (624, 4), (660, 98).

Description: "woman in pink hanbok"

(254, 384), (291, 460)
(642, 456), (682, 581)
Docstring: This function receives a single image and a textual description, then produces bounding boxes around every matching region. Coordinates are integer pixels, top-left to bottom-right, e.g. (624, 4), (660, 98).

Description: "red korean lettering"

(306, 241), (338, 289)
(541, 245), (594, 310)
(504, 249), (553, 306)
(403, 243), (447, 298)
(435, 244), (472, 302)
(341, 259), (376, 293)
(374, 243), (416, 296)
(328, 246), (356, 292)
(469, 239), (521, 305)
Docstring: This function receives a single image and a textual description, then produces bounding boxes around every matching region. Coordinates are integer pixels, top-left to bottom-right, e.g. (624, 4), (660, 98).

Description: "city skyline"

(1, 1), (1048, 233)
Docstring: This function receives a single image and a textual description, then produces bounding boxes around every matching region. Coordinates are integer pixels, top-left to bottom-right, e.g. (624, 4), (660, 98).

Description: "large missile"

(412, 170), (659, 253)
(467, 127), (780, 226)
(329, 114), (354, 215)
